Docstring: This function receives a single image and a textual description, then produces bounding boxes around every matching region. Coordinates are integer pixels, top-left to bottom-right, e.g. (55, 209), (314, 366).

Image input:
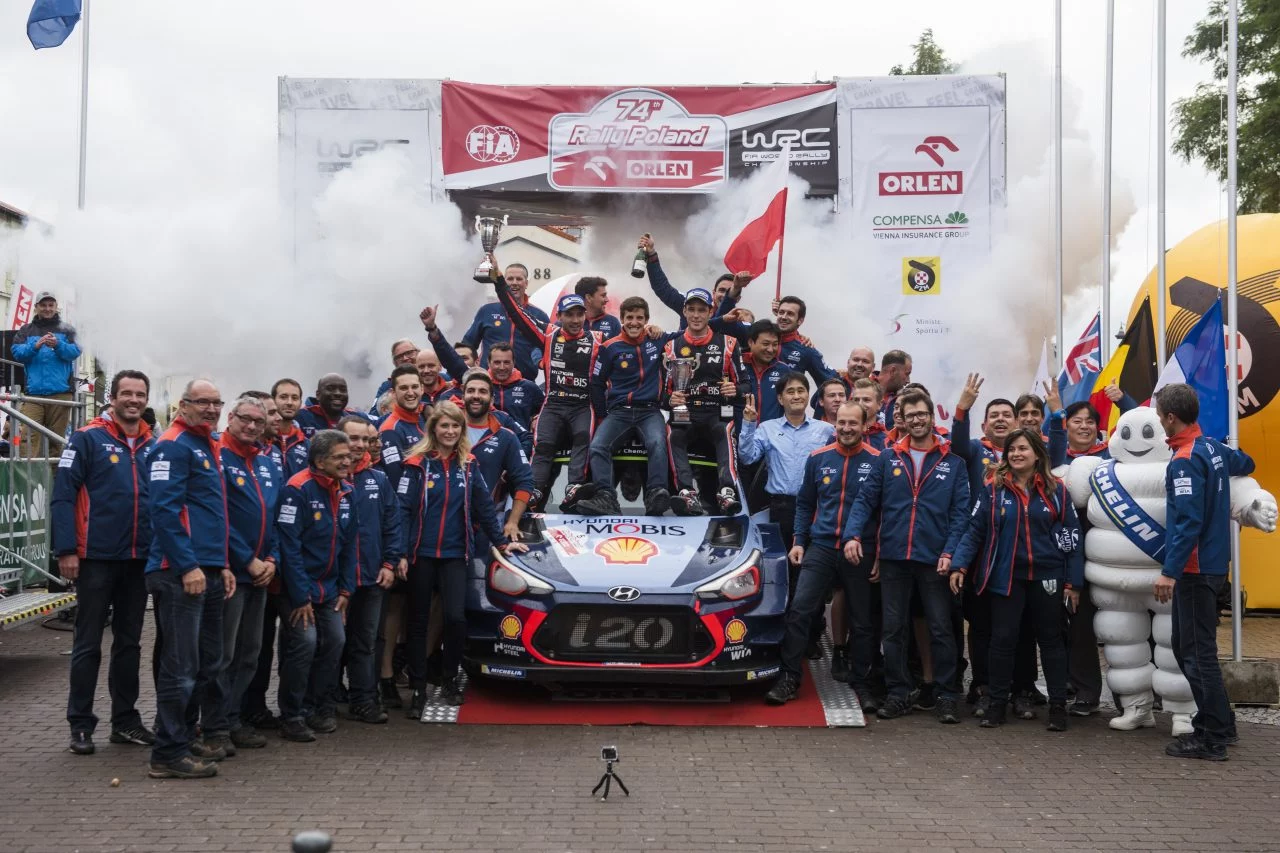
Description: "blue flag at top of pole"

(27, 0), (82, 49)
(1153, 296), (1228, 439)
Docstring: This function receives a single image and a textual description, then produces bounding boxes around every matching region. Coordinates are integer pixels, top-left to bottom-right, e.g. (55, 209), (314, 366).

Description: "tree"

(1172, 0), (1280, 213)
(889, 29), (958, 76)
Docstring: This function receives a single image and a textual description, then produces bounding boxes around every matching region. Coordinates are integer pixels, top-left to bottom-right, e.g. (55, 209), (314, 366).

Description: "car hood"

(512, 513), (756, 590)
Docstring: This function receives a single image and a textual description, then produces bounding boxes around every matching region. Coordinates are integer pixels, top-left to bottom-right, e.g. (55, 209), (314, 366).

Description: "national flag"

(28, 0), (82, 49)
(1031, 338), (1051, 395)
(1153, 296), (1228, 439)
(1090, 298), (1158, 436)
(723, 144), (790, 279)
(1057, 312), (1101, 406)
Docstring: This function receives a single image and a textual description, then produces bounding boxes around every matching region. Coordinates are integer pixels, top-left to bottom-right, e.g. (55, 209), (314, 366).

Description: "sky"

(0, 0), (1232, 396)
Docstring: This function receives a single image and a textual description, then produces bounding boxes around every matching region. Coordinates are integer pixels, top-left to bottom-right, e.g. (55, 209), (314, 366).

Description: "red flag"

(723, 146), (790, 280)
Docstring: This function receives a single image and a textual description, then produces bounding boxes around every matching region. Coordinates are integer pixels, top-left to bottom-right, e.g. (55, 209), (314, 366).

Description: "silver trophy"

(473, 215), (509, 283)
(666, 355), (701, 425)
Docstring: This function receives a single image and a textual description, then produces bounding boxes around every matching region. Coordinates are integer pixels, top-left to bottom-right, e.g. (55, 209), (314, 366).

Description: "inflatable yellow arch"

(1122, 213), (1280, 608)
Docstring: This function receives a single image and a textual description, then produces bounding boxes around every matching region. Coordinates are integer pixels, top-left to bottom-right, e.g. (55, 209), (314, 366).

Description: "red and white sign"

(878, 135), (964, 196)
(9, 284), (33, 330)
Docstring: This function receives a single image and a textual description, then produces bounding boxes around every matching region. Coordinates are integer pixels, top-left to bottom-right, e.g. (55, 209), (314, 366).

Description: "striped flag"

(1090, 298), (1158, 436)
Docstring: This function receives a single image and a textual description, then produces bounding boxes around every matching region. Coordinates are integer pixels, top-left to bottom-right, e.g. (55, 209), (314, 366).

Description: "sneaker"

(407, 689), (427, 720)
(829, 647), (850, 682)
(973, 693), (991, 718)
(306, 714), (338, 734)
(716, 486), (742, 515)
(936, 697), (960, 724)
(912, 682), (937, 711)
(671, 488), (704, 517)
(189, 738), (227, 761)
(764, 673), (801, 705)
(1047, 703), (1068, 732)
(527, 488), (546, 513)
(109, 725), (155, 746)
(68, 731), (95, 756)
(379, 678), (403, 709)
(577, 490), (621, 517)
(1030, 686), (1048, 706)
(440, 679), (465, 706)
(965, 682), (982, 705)
(980, 701), (1007, 728)
(876, 695), (913, 720)
(230, 727), (267, 749)
(644, 487), (671, 517)
(148, 755), (218, 779)
(559, 482), (597, 513)
(243, 708), (280, 730)
(1012, 693), (1037, 720)
(620, 468), (644, 502)
(1068, 699), (1099, 717)
(202, 734), (236, 758)
(1224, 729), (1240, 746)
(853, 686), (879, 715)
(349, 703), (389, 724)
(279, 718), (316, 743)
(1164, 733), (1228, 761)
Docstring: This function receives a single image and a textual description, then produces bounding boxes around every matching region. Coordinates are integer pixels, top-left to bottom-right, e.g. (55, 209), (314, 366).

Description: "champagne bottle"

(630, 247), (647, 279)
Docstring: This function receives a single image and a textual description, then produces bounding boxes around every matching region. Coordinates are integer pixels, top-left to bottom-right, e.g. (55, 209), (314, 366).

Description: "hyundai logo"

(607, 586), (641, 602)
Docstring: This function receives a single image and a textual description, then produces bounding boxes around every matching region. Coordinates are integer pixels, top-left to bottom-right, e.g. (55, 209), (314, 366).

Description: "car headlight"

(694, 549), (762, 601)
(488, 547), (554, 596)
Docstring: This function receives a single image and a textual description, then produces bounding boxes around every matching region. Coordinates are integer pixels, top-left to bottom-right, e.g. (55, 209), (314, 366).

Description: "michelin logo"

(479, 664), (526, 679)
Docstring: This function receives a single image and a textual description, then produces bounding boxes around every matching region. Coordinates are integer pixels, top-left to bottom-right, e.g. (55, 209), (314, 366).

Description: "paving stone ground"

(2, 616), (1280, 853)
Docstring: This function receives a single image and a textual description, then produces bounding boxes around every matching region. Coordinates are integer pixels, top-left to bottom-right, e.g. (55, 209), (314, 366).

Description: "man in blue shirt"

(462, 261), (550, 382)
(12, 291), (81, 458)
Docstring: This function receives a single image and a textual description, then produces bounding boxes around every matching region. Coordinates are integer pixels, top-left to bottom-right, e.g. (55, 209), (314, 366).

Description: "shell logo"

(679, 346), (692, 357)
(236, 476), (246, 487)
(594, 536), (658, 565)
(313, 511), (323, 521)
(893, 468), (902, 477)
(724, 618), (748, 644)
(108, 454), (119, 464)
(498, 614), (522, 640)
(822, 476), (830, 484)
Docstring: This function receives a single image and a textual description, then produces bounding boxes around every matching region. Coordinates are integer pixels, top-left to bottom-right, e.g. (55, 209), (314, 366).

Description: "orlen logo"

(879, 135), (963, 196)
(466, 125), (520, 164)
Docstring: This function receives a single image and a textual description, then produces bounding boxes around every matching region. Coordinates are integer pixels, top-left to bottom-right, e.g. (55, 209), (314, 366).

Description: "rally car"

(463, 449), (788, 686)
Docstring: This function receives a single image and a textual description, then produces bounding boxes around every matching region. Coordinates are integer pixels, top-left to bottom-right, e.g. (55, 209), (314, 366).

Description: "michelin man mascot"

(1061, 407), (1277, 733)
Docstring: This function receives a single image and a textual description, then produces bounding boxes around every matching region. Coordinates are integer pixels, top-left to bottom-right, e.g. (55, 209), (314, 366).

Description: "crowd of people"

(48, 236), (1250, 780)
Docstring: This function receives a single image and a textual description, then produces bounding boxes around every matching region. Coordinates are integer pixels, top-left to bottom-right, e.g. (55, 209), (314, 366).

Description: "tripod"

(591, 759), (630, 801)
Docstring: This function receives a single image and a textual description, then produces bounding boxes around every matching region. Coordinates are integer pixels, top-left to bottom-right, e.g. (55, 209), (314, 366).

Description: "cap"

(34, 291), (56, 304)
(683, 287), (713, 307)
(557, 294), (586, 314)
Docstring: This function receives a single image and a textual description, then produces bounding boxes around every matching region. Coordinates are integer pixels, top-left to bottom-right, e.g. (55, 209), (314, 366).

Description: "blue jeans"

(1172, 573), (1234, 746)
(589, 407), (668, 491)
(277, 602), (346, 722)
(210, 583), (266, 734)
(146, 568), (226, 764)
(66, 559), (147, 734)
(345, 585), (386, 707)
(880, 559), (959, 701)
(988, 578), (1069, 704)
(781, 544), (876, 687)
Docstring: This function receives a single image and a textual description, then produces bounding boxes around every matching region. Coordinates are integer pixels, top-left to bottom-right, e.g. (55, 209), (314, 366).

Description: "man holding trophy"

(463, 217), (549, 384)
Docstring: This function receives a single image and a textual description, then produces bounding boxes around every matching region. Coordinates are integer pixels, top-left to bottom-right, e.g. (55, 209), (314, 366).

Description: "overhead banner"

(441, 82), (839, 196)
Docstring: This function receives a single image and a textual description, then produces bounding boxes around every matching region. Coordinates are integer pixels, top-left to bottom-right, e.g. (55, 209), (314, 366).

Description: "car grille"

(532, 605), (713, 664)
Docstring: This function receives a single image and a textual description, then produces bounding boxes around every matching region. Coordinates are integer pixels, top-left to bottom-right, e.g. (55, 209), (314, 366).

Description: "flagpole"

(774, 190), (787, 301)
(1226, 0), (1243, 662)
(1101, 0), (1115, 362)
(1155, 0), (1167, 368)
(77, 0), (91, 210)
(1053, 0), (1064, 372)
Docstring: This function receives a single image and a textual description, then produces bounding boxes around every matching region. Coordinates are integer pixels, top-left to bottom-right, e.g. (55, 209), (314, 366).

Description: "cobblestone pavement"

(3, 618), (1280, 853)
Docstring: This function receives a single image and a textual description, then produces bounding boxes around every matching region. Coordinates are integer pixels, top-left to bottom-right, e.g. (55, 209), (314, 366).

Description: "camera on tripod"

(600, 746), (618, 762)
(592, 745), (628, 800)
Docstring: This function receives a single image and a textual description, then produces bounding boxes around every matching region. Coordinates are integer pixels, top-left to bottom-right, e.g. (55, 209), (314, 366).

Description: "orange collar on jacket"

(1166, 423), (1201, 454)
(219, 430), (259, 459)
(89, 413), (152, 445)
(492, 368), (525, 387)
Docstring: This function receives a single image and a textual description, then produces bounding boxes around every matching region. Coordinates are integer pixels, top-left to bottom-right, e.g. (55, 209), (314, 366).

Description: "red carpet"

(457, 677), (827, 727)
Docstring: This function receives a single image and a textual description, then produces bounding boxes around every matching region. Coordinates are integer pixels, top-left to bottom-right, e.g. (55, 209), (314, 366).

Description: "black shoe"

(189, 738), (227, 761)
(913, 682), (937, 711)
(973, 693), (991, 718)
(1224, 729), (1240, 746)
(68, 731), (95, 755)
(937, 697), (960, 724)
(243, 708), (280, 730)
(306, 714), (338, 734)
(620, 468), (644, 502)
(1030, 686), (1048, 706)
(230, 727), (267, 749)
(108, 725), (155, 746)
(148, 755), (218, 779)
(829, 646), (850, 682)
(671, 488), (704, 517)
(965, 682), (982, 705)
(577, 490), (620, 517)
(764, 673), (801, 705)
(379, 678), (403, 709)
(644, 487), (671, 517)
(876, 695), (913, 720)
(980, 701), (1007, 728)
(407, 689), (427, 720)
(527, 488), (546, 513)
(804, 641), (823, 661)
(349, 703), (389, 724)
(202, 734), (236, 758)
(1164, 734), (1227, 761)
(1047, 703), (1068, 732)
(1012, 693), (1037, 719)
(279, 719), (316, 743)
(716, 487), (742, 515)
(440, 679), (465, 706)
(853, 687), (879, 715)
(1068, 699), (1099, 717)
(559, 482), (597, 513)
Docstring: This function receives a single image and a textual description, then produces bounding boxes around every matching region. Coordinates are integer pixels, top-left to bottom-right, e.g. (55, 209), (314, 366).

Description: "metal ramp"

(0, 566), (75, 630)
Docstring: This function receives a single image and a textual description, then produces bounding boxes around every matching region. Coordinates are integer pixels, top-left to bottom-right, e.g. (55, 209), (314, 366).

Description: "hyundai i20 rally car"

(463, 452), (788, 686)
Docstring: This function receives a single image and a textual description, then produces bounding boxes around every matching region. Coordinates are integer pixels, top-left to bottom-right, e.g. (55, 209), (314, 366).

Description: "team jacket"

(645, 254), (731, 329)
(497, 281), (601, 405)
(588, 313), (622, 340)
(431, 328), (544, 429)
(275, 469), (358, 607)
(1164, 425), (1255, 579)
(422, 376), (459, 408)
(590, 332), (664, 419)
(219, 432), (283, 583)
(470, 414), (535, 509)
(779, 331), (836, 387)
(953, 472), (1084, 595)
(396, 451), (507, 561)
(794, 441), (881, 551)
(661, 328), (747, 415)
(11, 314), (82, 396)
(51, 415), (155, 561)
(273, 423), (309, 477)
(842, 436), (970, 564)
(463, 291), (550, 382)
(863, 422), (889, 451)
(948, 410), (1006, 498)
(743, 354), (788, 423)
(349, 455), (405, 588)
(293, 405), (356, 439)
(378, 404), (426, 484)
(145, 418), (229, 573)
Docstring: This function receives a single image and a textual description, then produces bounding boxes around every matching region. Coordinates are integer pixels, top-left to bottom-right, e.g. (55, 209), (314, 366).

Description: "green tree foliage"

(889, 29), (958, 76)
(1172, 0), (1280, 213)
